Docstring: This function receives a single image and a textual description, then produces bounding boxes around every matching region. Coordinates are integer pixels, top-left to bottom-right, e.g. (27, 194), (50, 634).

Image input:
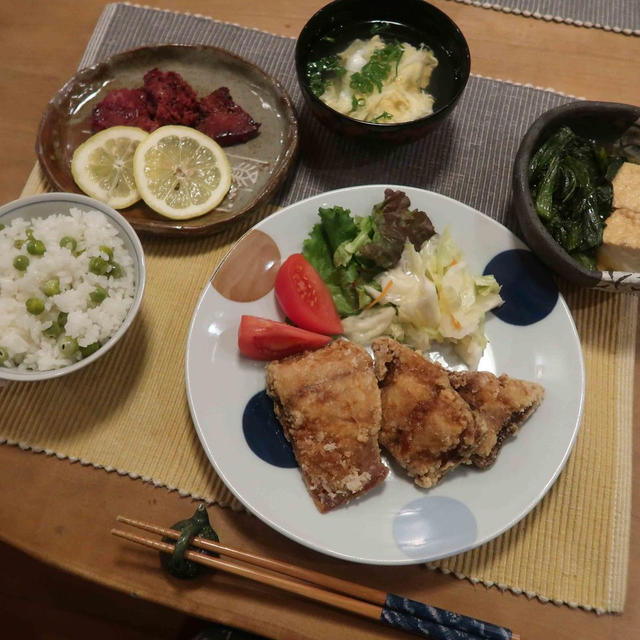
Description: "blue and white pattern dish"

(186, 185), (585, 565)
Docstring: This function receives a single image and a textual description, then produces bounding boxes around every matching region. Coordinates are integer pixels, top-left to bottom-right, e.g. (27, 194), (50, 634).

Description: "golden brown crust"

(448, 370), (545, 468)
(265, 340), (388, 512)
(372, 337), (545, 487)
(371, 337), (476, 488)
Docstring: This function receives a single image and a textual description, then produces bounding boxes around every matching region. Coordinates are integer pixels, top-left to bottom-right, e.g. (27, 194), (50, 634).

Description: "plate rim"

(35, 43), (299, 238)
(186, 184), (586, 565)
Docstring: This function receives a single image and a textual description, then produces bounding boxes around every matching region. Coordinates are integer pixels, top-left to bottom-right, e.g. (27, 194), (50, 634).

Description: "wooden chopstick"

(113, 516), (519, 640)
(113, 528), (386, 619)
(116, 515), (384, 605)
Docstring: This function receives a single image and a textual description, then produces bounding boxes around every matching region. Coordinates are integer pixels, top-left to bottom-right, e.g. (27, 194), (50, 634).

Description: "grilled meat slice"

(371, 337), (476, 488)
(265, 340), (388, 513)
(91, 88), (156, 132)
(197, 87), (261, 146)
(143, 68), (200, 127)
(448, 370), (545, 469)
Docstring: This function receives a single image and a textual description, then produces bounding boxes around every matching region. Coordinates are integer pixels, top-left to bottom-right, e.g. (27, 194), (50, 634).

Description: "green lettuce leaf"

(302, 191), (436, 317)
(303, 216), (373, 316)
(302, 223), (335, 281)
(302, 222), (361, 316)
(318, 206), (358, 254)
(334, 216), (375, 267)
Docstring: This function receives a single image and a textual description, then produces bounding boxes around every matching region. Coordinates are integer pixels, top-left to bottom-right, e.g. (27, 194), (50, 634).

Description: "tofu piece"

(612, 162), (640, 211)
(265, 340), (388, 513)
(597, 208), (640, 272)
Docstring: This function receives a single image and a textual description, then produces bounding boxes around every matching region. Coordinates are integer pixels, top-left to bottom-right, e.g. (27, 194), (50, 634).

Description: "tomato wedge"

(238, 315), (331, 360)
(274, 254), (342, 335)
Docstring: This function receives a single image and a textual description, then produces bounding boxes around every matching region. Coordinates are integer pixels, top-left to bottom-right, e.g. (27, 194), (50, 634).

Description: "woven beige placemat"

(429, 285), (635, 612)
(1, 165), (634, 613)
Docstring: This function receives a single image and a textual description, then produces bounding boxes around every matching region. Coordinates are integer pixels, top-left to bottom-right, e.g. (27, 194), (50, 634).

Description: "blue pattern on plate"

(393, 496), (477, 559)
(484, 249), (558, 325)
(242, 391), (297, 468)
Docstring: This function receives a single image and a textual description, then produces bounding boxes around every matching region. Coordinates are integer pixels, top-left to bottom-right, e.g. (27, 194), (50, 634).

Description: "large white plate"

(186, 185), (585, 565)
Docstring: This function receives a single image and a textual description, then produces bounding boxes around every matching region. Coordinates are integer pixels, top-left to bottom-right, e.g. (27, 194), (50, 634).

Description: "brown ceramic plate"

(36, 44), (299, 237)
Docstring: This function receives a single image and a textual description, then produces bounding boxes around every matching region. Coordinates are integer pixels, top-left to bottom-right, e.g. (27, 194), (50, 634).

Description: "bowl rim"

(294, 0), (471, 131)
(0, 192), (146, 381)
(512, 99), (640, 287)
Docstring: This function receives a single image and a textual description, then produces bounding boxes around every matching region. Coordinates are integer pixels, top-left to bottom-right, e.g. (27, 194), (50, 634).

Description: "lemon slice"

(132, 125), (232, 220)
(71, 126), (148, 209)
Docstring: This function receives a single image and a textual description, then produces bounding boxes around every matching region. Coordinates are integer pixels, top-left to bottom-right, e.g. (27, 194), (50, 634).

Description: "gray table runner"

(445, 0), (639, 35)
(83, 3), (578, 239)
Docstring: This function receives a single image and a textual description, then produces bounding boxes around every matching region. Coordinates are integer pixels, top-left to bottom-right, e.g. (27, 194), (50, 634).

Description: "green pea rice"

(0, 208), (135, 371)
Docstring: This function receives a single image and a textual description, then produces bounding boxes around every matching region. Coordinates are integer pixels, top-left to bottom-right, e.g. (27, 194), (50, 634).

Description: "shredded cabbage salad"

(302, 189), (503, 369)
(341, 228), (503, 368)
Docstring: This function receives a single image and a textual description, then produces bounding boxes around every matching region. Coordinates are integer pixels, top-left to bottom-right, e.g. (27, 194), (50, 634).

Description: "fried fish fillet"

(372, 337), (545, 487)
(371, 337), (477, 488)
(265, 340), (388, 513)
(448, 370), (545, 469)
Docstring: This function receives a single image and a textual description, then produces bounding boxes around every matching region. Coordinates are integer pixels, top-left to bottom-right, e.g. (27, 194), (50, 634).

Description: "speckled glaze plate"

(186, 185), (585, 565)
(36, 45), (298, 237)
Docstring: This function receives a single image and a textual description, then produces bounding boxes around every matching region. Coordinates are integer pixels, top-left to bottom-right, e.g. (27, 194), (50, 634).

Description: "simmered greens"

(528, 126), (623, 270)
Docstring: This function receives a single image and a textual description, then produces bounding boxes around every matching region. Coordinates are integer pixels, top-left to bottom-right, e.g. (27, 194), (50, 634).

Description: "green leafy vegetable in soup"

(306, 54), (346, 97)
(307, 35), (438, 124)
(528, 125), (624, 270)
(371, 111), (393, 123)
(349, 41), (404, 95)
(370, 22), (392, 36)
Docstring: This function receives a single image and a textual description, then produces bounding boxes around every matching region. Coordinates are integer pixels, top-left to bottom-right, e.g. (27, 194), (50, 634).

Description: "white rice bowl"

(0, 207), (136, 371)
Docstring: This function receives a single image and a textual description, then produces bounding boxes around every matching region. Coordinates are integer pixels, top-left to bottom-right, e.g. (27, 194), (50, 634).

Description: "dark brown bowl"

(36, 44), (299, 238)
(512, 100), (640, 288)
(295, 0), (470, 144)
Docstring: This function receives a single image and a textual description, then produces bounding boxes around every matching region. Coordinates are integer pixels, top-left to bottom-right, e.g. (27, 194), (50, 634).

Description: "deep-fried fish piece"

(372, 337), (545, 487)
(448, 370), (545, 469)
(371, 337), (476, 488)
(265, 340), (388, 513)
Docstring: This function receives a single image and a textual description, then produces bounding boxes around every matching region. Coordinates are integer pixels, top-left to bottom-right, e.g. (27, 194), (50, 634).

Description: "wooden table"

(0, 2), (638, 638)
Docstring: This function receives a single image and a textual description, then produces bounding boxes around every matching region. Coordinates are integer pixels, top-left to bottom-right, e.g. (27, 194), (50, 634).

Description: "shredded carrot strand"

(365, 280), (393, 310)
(450, 313), (462, 330)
